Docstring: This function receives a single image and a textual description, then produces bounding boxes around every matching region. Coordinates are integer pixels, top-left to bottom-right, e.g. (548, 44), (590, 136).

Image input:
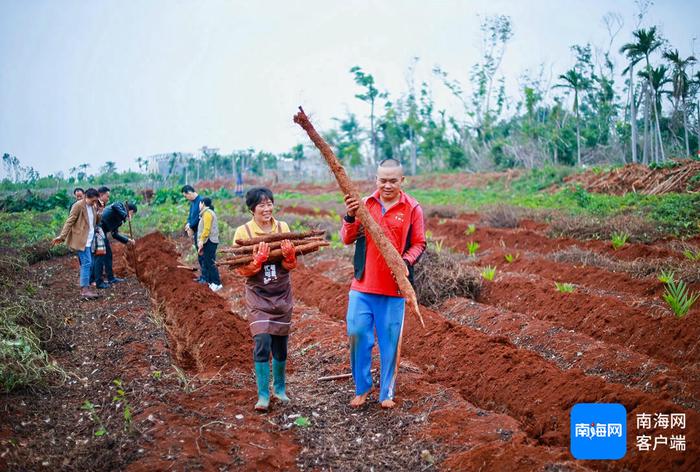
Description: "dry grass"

(550, 247), (700, 283)
(425, 206), (458, 219)
(479, 204), (523, 229)
(414, 249), (482, 307)
(547, 213), (660, 243)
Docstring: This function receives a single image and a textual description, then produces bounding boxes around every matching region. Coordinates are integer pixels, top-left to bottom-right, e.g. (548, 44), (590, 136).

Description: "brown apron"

(243, 223), (293, 336)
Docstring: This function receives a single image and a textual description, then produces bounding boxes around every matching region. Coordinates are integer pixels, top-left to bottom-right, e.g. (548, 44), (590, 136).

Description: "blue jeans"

(346, 290), (405, 402)
(77, 248), (92, 288)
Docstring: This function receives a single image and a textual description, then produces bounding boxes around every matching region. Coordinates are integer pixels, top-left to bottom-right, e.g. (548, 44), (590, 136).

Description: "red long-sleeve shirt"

(340, 190), (426, 297)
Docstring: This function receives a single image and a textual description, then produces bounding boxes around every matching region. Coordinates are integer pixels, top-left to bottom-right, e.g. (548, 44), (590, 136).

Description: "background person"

(69, 187), (84, 211)
(181, 185), (204, 282)
(52, 187), (101, 300)
(93, 201), (137, 287)
(197, 197), (222, 292)
(91, 186), (111, 288)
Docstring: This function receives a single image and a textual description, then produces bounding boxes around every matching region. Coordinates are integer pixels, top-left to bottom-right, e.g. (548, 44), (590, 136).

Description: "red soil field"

(108, 198), (699, 470)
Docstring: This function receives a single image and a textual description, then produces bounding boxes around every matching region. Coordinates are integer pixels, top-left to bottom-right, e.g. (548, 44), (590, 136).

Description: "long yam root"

(218, 240), (329, 267)
(293, 106), (425, 328)
(221, 237), (324, 255)
(233, 229), (325, 246)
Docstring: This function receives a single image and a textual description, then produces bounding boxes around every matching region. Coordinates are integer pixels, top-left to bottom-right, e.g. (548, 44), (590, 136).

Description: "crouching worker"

(52, 187), (100, 300)
(233, 187), (297, 412)
(93, 201), (137, 286)
(197, 197), (222, 292)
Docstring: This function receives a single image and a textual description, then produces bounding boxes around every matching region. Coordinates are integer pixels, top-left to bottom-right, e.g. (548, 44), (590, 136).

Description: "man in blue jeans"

(182, 185), (205, 282)
(340, 159), (426, 409)
(52, 187), (101, 300)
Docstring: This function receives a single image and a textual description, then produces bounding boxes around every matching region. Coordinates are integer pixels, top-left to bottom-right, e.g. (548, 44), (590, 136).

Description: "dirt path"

(0, 246), (298, 471)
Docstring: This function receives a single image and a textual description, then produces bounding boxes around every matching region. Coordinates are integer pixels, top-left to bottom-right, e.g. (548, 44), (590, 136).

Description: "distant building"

(146, 152), (194, 177)
(274, 152), (331, 182)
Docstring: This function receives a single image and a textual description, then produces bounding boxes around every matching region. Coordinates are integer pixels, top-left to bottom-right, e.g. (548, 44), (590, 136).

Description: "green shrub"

(0, 190), (71, 213)
(109, 186), (140, 205)
(152, 187), (182, 205)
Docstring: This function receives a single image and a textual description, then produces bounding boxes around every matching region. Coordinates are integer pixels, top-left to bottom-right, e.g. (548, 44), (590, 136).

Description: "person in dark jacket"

(91, 186), (111, 288)
(182, 185), (205, 282)
(93, 201), (137, 287)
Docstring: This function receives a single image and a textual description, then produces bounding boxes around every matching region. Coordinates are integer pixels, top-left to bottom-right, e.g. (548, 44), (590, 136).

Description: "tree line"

(3, 7), (699, 189)
(332, 11), (699, 172)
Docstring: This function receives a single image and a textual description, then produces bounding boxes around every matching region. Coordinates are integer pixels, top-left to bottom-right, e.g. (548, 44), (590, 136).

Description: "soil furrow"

(479, 272), (700, 367)
(439, 296), (699, 410)
(292, 264), (699, 471)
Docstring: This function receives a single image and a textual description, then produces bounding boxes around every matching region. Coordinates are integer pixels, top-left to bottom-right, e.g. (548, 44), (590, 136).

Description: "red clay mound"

(125, 231), (249, 373)
(563, 159), (700, 195)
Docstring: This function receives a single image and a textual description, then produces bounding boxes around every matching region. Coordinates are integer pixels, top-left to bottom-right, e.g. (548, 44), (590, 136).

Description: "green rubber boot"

(272, 359), (290, 403)
(254, 362), (270, 411)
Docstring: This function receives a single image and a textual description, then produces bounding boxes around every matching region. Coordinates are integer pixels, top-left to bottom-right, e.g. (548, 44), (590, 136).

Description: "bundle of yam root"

(217, 229), (329, 268)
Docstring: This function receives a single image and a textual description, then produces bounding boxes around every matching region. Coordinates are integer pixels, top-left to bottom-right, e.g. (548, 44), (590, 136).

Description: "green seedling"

(467, 241), (479, 257)
(151, 370), (162, 380)
(425, 230), (433, 241)
(432, 240), (444, 253)
(657, 270), (675, 284)
(81, 400), (107, 437)
(112, 379), (132, 431)
(683, 249), (700, 261)
(555, 282), (576, 293)
(464, 224), (476, 235)
(504, 252), (519, 263)
(438, 218), (446, 225)
(662, 278), (699, 318)
(611, 232), (629, 250)
(480, 266), (496, 281)
(294, 416), (311, 427)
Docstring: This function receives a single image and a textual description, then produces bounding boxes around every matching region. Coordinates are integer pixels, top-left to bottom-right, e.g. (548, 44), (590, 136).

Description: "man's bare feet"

(380, 399), (396, 409)
(349, 391), (370, 407)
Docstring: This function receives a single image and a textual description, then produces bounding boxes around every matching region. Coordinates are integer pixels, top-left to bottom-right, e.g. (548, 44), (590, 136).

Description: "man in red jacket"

(341, 158), (426, 408)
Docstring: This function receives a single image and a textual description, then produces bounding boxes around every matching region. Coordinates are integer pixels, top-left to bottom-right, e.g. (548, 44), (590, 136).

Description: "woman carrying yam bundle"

(233, 187), (297, 412)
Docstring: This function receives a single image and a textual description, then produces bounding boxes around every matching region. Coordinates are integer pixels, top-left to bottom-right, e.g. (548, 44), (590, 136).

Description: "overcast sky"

(1, 0), (698, 176)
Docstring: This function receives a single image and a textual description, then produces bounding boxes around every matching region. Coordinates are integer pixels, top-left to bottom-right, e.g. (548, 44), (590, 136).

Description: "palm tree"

(639, 65), (670, 163)
(136, 156), (148, 173)
(693, 71), (700, 156)
(620, 27), (663, 163)
(555, 69), (587, 166)
(663, 49), (696, 156)
(101, 161), (117, 175)
(78, 163), (90, 181)
(620, 43), (644, 163)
